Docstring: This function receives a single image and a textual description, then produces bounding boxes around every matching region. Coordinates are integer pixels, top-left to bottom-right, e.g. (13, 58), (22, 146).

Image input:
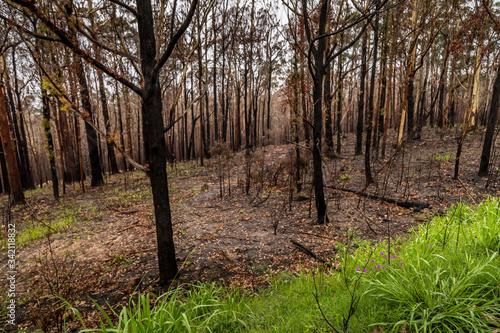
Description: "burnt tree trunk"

(12, 47), (34, 189)
(301, 64), (311, 144)
(356, 30), (368, 155)
(114, 81), (128, 171)
(0, 135), (10, 193)
(136, 0), (198, 283)
(375, 15), (388, 158)
(336, 41), (343, 156)
(235, 84), (241, 151)
(304, 0), (329, 224)
(75, 57), (104, 186)
(4, 69), (30, 190)
(324, 61), (334, 153)
(478, 60), (500, 176)
(0, 79), (25, 204)
(97, 70), (119, 174)
(213, 8), (218, 143)
(365, 13), (379, 185)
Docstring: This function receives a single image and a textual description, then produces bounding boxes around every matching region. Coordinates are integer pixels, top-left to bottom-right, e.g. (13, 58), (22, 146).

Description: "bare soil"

(1, 127), (499, 331)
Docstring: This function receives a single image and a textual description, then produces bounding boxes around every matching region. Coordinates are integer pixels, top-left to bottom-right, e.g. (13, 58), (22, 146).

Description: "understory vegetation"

(69, 198), (500, 333)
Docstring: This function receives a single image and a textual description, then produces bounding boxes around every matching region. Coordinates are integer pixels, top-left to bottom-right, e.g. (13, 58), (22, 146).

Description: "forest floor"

(1, 127), (500, 331)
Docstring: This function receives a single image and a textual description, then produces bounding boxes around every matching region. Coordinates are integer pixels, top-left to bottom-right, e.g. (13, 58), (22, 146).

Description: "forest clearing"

(0, 0), (500, 331)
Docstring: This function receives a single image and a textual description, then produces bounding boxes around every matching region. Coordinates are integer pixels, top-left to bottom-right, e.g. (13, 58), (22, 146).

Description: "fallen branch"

(290, 239), (333, 269)
(326, 185), (430, 211)
(286, 229), (337, 241)
(117, 225), (136, 234)
(119, 209), (140, 215)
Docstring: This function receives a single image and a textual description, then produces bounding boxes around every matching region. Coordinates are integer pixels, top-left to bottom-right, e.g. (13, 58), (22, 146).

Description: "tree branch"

(482, 0), (500, 30)
(25, 41), (148, 172)
(164, 91), (206, 133)
(6, 0), (144, 97)
(325, 17), (373, 66)
(0, 14), (59, 42)
(107, 0), (138, 17)
(154, 0), (199, 76)
(76, 24), (141, 63)
(301, 0), (316, 52)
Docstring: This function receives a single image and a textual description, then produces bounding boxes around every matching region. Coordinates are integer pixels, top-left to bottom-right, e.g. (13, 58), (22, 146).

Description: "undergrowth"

(69, 283), (249, 333)
(66, 198), (500, 332)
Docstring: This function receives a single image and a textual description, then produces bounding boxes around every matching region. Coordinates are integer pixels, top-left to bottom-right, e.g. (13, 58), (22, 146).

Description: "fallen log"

(326, 185), (430, 211)
(290, 239), (333, 269)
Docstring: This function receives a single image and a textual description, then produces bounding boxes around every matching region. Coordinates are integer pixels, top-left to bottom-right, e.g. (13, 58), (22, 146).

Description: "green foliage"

(69, 283), (250, 333)
(17, 215), (74, 244)
(106, 186), (152, 207)
(0, 199), (101, 247)
(365, 199), (500, 332)
(248, 198), (500, 332)
(16, 202), (83, 244)
(340, 174), (351, 181)
(429, 153), (453, 162)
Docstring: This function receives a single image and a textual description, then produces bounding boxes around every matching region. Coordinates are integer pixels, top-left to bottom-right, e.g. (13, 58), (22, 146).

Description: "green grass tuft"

(69, 283), (250, 333)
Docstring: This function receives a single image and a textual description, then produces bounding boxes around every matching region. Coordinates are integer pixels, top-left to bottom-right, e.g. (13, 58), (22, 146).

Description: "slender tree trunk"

(204, 19), (211, 154)
(336, 49), (343, 156)
(69, 72), (85, 190)
(249, 0), (256, 148)
(114, 81), (127, 170)
(324, 61), (334, 153)
(75, 56), (104, 186)
(301, 63), (311, 144)
(221, 34), (227, 143)
(292, 55), (301, 193)
(136, 0), (180, 283)
(415, 58), (429, 139)
(97, 70), (119, 174)
(213, 8), (218, 143)
(252, 90), (258, 147)
(3, 68), (29, 190)
(11, 48), (34, 189)
(0, 135), (10, 193)
(267, 46), (272, 142)
(406, 73), (416, 140)
(454, 83), (475, 180)
(121, 83), (134, 167)
(312, 64), (328, 224)
(437, 43), (449, 129)
(381, 45), (393, 158)
(397, 0), (418, 147)
(196, 17), (206, 164)
(375, 15), (388, 158)
(244, 58), (250, 149)
(53, 99), (67, 194)
(470, 41), (484, 129)
(478, 60), (500, 176)
(0, 79), (24, 204)
(306, 0), (329, 224)
(365, 13), (379, 185)
(235, 84), (241, 150)
(183, 77), (188, 160)
(356, 30), (368, 155)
